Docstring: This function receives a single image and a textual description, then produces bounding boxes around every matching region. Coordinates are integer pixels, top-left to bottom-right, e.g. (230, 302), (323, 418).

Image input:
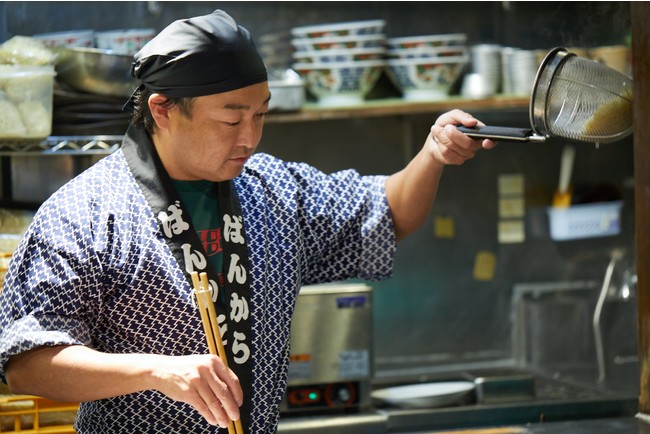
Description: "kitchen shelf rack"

(268, 95), (529, 124)
(0, 136), (123, 157)
(0, 96), (529, 156)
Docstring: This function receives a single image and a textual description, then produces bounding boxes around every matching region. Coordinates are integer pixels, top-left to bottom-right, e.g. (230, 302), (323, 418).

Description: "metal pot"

(54, 47), (137, 97)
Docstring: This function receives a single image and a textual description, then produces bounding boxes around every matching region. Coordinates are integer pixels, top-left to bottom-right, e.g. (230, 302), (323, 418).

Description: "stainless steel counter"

(522, 417), (650, 433)
(277, 369), (638, 434)
(407, 417), (649, 433)
(278, 412), (387, 434)
(277, 393), (637, 434)
(278, 413), (645, 434)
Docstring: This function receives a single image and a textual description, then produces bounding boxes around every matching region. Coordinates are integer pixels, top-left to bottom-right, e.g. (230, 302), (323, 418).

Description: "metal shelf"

(266, 96), (529, 123)
(0, 135), (124, 156)
(0, 96), (529, 156)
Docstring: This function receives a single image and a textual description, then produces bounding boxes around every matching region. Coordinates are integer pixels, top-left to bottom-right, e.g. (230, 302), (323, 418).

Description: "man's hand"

(426, 109), (496, 165)
(6, 346), (243, 428)
(150, 354), (243, 427)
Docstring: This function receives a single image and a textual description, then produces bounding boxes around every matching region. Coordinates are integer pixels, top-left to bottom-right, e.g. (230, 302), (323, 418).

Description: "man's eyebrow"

(224, 94), (272, 110)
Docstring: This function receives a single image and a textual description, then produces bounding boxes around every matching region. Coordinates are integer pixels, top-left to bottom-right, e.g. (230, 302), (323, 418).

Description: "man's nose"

(237, 120), (261, 150)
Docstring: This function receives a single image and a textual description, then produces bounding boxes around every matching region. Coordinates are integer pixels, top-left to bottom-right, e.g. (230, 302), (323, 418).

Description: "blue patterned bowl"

(385, 56), (469, 101)
(292, 34), (386, 52)
(386, 34), (467, 50)
(386, 46), (467, 60)
(291, 19), (385, 39)
(293, 60), (385, 106)
(293, 47), (386, 64)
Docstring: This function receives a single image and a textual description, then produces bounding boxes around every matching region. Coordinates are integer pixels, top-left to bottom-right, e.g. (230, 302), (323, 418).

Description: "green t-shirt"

(171, 179), (223, 275)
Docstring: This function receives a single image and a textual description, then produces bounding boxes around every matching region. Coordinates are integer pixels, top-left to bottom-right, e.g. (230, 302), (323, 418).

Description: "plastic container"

(0, 65), (55, 139)
(547, 201), (623, 241)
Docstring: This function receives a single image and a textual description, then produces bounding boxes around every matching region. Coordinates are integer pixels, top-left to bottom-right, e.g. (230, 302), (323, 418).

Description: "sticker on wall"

(433, 215), (455, 239)
(473, 250), (496, 281)
(498, 220), (526, 244)
(499, 197), (525, 218)
(498, 174), (525, 196)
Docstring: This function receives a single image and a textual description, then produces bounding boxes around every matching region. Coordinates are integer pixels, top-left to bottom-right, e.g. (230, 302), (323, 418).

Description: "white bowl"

(387, 46), (467, 60)
(32, 29), (95, 48)
(385, 56), (469, 101)
(291, 19), (385, 38)
(293, 47), (386, 63)
(386, 33), (467, 50)
(293, 59), (385, 107)
(292, 34), (386, 52)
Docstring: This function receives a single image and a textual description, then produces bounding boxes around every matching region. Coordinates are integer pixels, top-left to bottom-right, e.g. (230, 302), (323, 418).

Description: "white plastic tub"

(547, 201), (623, 241)
(0, 65), (55, 139)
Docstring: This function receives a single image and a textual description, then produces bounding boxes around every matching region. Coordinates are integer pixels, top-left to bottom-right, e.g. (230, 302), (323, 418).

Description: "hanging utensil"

(458, 47), (634, 145)
(552, 144), (576, 208)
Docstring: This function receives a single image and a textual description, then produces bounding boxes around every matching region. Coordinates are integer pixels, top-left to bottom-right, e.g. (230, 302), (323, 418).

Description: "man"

(0, 10), (495, 434)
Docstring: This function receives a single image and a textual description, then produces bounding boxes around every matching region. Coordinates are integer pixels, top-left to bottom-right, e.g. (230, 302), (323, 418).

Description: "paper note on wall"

(498, 174), (525, 196)
(499, 197), (525, 218)
(434, 216), (455, 239)
(473, 250), (496, 281)
(498, 220), (526, 243)
(497, 173), (526, 244)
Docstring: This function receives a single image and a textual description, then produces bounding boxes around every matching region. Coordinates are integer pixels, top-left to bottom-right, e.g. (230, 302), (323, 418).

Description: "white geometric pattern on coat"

(0, 151), (395, 433)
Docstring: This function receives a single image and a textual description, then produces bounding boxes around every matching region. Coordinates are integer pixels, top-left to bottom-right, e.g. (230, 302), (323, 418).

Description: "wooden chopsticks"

(191, 271), (244, 434)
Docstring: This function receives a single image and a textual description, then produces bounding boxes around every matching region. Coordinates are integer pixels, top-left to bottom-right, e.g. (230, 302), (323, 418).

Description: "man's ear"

(148, 93), (171, 130)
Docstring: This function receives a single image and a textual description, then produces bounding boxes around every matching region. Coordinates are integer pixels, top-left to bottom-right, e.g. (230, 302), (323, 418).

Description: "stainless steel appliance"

(280, 283), (373, 414)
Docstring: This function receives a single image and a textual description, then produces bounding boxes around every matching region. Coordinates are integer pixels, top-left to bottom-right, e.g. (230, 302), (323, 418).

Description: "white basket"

(547, 201), (623, 241)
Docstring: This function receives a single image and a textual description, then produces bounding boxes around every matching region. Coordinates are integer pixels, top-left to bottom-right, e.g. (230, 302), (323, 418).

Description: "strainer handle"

(457, 125), (547, 143)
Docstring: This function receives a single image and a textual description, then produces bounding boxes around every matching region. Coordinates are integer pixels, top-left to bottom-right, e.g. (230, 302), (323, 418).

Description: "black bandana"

(125, 9), (267, 108)
(122, 125), (253, 433)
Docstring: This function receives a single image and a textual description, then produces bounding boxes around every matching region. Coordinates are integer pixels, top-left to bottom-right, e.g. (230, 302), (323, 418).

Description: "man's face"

(154, 81), (271, 182)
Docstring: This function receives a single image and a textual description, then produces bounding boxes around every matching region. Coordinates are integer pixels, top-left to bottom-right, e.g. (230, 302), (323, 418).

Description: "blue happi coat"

(0, 133), (395, 433)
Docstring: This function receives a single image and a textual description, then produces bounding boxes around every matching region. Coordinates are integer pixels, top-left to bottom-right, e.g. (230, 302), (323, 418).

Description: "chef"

(0, 9), (495, 434)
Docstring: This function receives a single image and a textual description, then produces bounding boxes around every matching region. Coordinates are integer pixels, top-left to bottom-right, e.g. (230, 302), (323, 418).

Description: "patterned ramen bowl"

(386, 46), (467, 60)
(385, 56), (469, 101)
(292, 34), (386, 52)
(291, 19), (385, 39)
(386, 33), (467, 50)
(293, 59), (385, 107)
(293, 47), (386, 64)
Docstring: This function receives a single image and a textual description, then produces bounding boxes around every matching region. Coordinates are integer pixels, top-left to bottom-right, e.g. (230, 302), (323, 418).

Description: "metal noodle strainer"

(457, 47), (634, 144)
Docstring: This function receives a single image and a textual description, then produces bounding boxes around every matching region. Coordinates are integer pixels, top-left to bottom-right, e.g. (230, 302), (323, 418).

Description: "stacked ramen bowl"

(291, 20), (387, 107)
(384, 33), (469, 101)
